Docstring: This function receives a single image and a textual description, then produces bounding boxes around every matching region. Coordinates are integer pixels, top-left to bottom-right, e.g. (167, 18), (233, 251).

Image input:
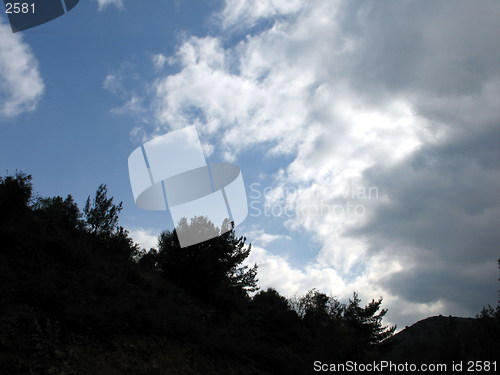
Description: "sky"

(1, 0), (499, 329)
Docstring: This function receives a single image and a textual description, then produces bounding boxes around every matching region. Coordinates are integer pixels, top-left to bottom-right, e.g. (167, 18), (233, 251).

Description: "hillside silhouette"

(378, 315), (499, 363)
(0, 172), (498, 374)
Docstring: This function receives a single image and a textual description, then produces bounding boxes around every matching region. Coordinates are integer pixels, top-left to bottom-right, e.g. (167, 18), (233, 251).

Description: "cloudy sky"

(1, 0), (499, 328)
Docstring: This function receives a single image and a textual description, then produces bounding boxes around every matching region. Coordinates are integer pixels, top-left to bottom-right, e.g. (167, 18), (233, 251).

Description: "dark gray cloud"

(343, 0), (500, 93)
(380, 263), (497, 309)
(336, 0), (500, 315)
(351, 117), (500, 312)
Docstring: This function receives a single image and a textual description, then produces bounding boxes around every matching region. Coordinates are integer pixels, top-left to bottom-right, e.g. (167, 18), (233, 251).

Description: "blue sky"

(1, 0), (499, 328)
(0, 1), (214, 206)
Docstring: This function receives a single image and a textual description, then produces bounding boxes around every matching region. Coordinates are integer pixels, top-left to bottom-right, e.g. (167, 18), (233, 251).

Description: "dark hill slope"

(378, 315), (499, 363)
(0, 224), (269, 374)
(1, 174), (498, 374)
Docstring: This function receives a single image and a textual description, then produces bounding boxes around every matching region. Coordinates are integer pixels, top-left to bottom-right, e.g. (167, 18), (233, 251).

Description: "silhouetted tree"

(154, 216), (258, 305)
(82, 184), (139, 260)
(0, 172), (33, 225)
(253, 288), (290, 311)
(250, 288), (303, 344)
(34, 195), (83, 231)
(289, 289), (351, 360)
(291, 288), (343, 322)
(344, 292), (396, 352)
(289, 289), (395, 360)
(137, 247), (160, 268)
(84, 184), (123, 237)
(477, 304), (499, 319)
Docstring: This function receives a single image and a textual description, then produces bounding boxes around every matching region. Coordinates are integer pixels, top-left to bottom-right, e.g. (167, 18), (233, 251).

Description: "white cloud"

(244, 228), (291, 246)
(96, 0), (124, 11)
(103, 73), (123, 94)
(128, 228), (159, 250)
(219, 0), (304, 30)
(246, 246), (309, 294)
(153, 34), (318, 158)
(102, 67), (149, 124)
(152, 54), (168, 71)
(110, 95), (146, 116)
(122, 0), (500, 326)
(0, 18), (44, 118)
